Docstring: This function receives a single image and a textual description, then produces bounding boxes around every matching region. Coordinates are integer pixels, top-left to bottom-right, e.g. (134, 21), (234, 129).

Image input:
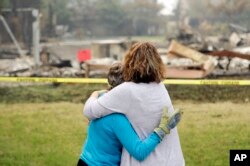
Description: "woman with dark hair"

(83, 42), (184, 166)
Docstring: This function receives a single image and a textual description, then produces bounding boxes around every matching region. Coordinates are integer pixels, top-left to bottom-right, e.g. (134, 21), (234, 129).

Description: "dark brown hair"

(123, 42), (165, 83)
(107, 62), (124, 89)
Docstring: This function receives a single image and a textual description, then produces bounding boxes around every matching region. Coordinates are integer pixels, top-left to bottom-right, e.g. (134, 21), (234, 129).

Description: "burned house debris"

(0, 1), (250, 79)
(1, 32), (250, 79)
(166, 40), (215, 78)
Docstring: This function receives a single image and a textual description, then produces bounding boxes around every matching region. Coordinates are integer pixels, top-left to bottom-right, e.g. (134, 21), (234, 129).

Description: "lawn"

(176, 101), (250, 166)
(0, 101), (249, 166)
(0, 102), (87, 166)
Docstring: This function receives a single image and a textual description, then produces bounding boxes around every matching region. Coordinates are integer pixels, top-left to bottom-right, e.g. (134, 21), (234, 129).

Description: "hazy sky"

(158, 0), (179, 15)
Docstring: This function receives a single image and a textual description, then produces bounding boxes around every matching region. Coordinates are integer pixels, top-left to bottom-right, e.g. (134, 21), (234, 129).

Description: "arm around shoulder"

(112, 114), (161, 161)
(83, 97), (107, 120)
(84, 83), (131, 120)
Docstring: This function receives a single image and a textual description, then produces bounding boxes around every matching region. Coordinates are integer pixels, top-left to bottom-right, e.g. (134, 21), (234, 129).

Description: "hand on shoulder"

(91, 90), (108, 98)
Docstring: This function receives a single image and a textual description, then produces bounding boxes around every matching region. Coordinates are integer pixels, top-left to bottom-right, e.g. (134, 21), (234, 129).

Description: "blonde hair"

(123, 42), (165, 83)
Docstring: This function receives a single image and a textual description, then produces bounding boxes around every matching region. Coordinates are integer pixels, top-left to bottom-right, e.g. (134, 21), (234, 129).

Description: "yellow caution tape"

(0, 77), (250, 85)
(0, 77), (108, 84)
(162, 79), (250, 85)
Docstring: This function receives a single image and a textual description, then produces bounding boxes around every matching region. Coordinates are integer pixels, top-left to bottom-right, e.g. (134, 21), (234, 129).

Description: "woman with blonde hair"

(84, 42), (185, 166)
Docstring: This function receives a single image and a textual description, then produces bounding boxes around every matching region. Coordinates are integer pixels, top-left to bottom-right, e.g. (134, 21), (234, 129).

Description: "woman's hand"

(90, 90), (108, 98)
(154, 107), (182, 140)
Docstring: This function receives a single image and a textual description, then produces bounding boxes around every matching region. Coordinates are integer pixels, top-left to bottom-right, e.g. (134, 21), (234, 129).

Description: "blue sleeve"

(112, 114), (161, 161)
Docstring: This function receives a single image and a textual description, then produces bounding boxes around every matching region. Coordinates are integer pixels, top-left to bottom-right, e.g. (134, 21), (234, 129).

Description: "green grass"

(0, 102), (250, 166)
(167, 85), (250, 103)
(0, 84), (108, 104)
(0, 103), (88, 166)
(0, 84), (249, 103)
(176, 101), (250, 166)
